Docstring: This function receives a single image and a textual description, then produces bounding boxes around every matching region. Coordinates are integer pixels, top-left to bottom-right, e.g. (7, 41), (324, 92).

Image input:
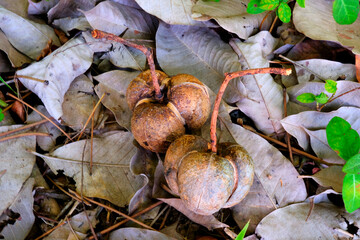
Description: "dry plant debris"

(0, 0), (360, 239)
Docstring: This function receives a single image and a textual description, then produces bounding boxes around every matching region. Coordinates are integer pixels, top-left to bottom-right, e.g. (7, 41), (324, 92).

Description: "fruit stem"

(91, 30), (162, 100)
(210, 67), (292, 153)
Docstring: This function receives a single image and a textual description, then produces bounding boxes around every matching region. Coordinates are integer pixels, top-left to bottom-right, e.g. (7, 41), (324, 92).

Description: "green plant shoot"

(0, 109), (4, 122)
(235, 220), (250, 240)
(0, 76), (17, 96)
(326, 116), (360, 213)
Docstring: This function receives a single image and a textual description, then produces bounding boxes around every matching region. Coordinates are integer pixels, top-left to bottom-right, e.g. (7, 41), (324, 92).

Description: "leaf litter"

(0, 0), (360, 239)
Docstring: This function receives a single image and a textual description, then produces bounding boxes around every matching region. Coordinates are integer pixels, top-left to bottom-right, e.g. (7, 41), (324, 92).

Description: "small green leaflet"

(258, 0), (280, 11)
(315, 92), (329, 104)
(325, 80), (337, 94)
(333, 0), (360, 25)
(277, 2), (291, 23)
(296, 0), (305, 8)
(0, 99), (8, 108)
(342, 174), (360, 213)
(235, 220), (250, 240)
(247, 0), (266, 14)
(0, 109), (4, 122)
(296, 93), (315, 103)
(326, 116), (360, 161)
(343, 154), (360, 174)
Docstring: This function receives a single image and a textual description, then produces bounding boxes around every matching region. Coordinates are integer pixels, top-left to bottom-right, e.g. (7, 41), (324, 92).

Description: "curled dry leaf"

(53, 17), (91, 36)
(135, 0), (196, 25)
(256, 202), (360, 239)
(16, 36), (93, 121)
(94, 70), (140, 130)
(0, 178), (35, 240)
(34, 131), (144, 207)
(293, 0), (360, 54)
(47, 0), (96, 23)
(82, 1), (157, 36)
(0, 30), (31, 67)
(156, 23), (241, 95)
(281, 107), (360, 164)
(192, 0), (274, 39)
(28, 0), (59, 15)
(61, 74), (103, 131)
(229, 32), (284, 135)
(0, 125), (36, 215)
(0, 5), (60, 59)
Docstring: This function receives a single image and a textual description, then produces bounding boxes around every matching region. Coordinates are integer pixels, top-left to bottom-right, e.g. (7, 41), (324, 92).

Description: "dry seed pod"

(168, 74), (210, 130)
(131, 100), (185, 153)
(164, 135), (254, 215)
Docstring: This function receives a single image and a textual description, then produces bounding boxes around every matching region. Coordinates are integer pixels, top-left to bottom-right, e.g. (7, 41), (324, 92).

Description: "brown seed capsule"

(164, 135), (254, 215)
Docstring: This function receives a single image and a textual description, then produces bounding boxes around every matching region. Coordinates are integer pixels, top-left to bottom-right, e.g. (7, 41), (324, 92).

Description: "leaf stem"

(210, 67), (292, 153)
(319, 87), (360, 111)
(91, 30), (162, 100)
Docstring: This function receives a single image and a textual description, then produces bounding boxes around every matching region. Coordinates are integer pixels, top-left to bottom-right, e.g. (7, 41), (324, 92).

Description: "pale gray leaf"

(16, 36), (93, 121)
(93, 70), (140, 130)
(28, 0), (59, 15)
(47, 0), (96, 23)
(82, 1), (156, 36)
(0, 0), (29, 18)
(156, 23), (241, 94)
(256, 203), (360, 239)
(135, 0), (197, 25)
(110, 228), (175, 240)
(0, 30), (31, 67)
(0, 178), (35, 240)
(105, 42), (147, 70)
(281, 107), (360, 157)
(192, 0), (274, 39)
(0, 5), (60, 59)
(52, 17), (91, 36)
(159, 198), (228, 230)
(293, 0), (360, 54)
(0, 125), (36, 214)
(34, 131), (144, 207)
(302, 166), (345, 193)
(229, 32), (284, 135)
(288, 81), (360, 111)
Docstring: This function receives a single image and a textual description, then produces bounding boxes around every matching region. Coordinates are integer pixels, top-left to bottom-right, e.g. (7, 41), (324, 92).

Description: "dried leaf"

(82, 1), (156, 36)
(293, 0), (360, 54)
(62, 74), (103, 130)
(255, 203), (360, 239)
(192, 0), (274, 39)
(47, 0), (96, 23)
(16, 36), (93, 121)
(52, 17), (91, 36)
(156, 23), (241, 95)
(229, 32), (284, 135)
(34, 131), (144, 207)
(281, 107), (360, 164)
(28, 0), (59, 15)
(0, 178), (35, 240)
(0, 5), (60, 59)
(0, 0), (29, 18)
(0, 125), (36, 214)
(302, 166), (345, 193)
(93, 70), (140, 130)
(0, 30), (31, 67)
(10, 100), (25, 122)
(135, 0), (196, 25)
(159, 198), (229, 230)
(109, 227), (175, 240)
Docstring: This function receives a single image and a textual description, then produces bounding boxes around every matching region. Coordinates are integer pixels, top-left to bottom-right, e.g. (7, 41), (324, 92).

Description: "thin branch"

(210, 67), (292, 152)
(319, 87), (360, 111)
(0, 118), (49, 138)
(0, 132), (50, 142)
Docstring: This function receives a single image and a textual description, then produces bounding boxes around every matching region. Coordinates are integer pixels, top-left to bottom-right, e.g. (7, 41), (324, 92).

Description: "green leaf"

(0, 109), (4, 122)
(277, 2), (291, 23)
(326, 116), (360, 161)
(324, 80), (338, 94)
(258, 0), (280, 10)
(0, 99), (8, 108)
(235, 220), (250, 240)
(203, 0), (220, 1)
(296, 0), (305, 8)
(343, 174), (360, 213)
(343, 154), (360, 174)
(0, 76), (17, 96)
(296, 93), (316, 103)
(247, 0), (266, 14)
(315, 92), (329, 104)
(333, 0), (360, 25)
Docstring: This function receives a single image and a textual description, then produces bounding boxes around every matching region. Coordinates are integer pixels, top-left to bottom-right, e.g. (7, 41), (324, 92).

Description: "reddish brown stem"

(210, 67), (292, 153)
(91, 30), (162, 100)
(318, 87), (360, 111)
